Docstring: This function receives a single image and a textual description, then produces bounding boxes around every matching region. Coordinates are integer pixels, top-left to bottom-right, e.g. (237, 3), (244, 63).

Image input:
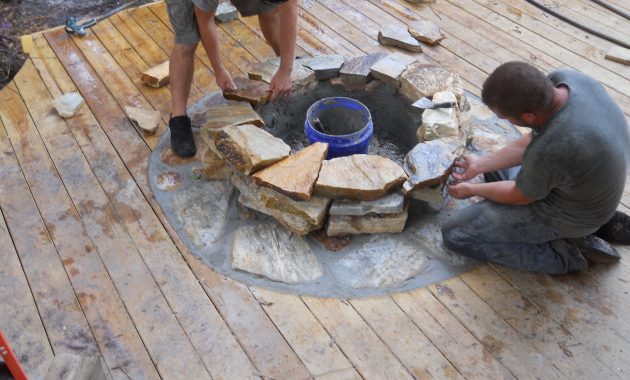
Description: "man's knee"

(172, 43), (197, 59)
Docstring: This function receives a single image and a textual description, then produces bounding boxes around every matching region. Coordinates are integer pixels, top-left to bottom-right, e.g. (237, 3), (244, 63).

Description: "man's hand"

(451, 154), (483, 182)
(268, 68), (292, 102)
(215, 66), (236, 91)
(447, 182), (474, 199)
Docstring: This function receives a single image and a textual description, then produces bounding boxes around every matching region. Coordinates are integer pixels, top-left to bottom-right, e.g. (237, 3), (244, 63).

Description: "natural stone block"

(408, 20), (445, 46)
(141, 61), (169, 88)
(231, 223), (323, 284)
(418, 91), (460, 141)
(370, 52), (416, 89)
(248, 57), (316, 91)
(400, 63), (464, 103)
(222, 77), (270, 107)
(195, 102), (264, 129)
(253, 142), (328, 200)
(214, 2), (238, 23)
(200, 146), (232, 180)
(605, 46), (630, 65)
(331, 235), (429, 288)
(125, 106), (160, 134)
(378, 25), (423, 53)
(329, 192), (405, 216)
(409, 185), (443, 210)
(402, 137), (464, 192)
(52, 92), (84, 118)
(326, 206), (409, 236)
(209, 124), (290, 175)
(299, 55), (345, 80)
(339, 53), (388, 86)
(314, 154), (408, 201)
(232, 174), (330, 235)
(468, 121), (510, 154)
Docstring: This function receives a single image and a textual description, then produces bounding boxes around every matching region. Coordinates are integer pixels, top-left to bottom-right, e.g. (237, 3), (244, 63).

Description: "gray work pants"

(441, 167), (588, 274)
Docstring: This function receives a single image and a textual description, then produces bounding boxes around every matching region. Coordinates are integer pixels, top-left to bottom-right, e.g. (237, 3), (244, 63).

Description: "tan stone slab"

(248, 58), (316, 91)
(209, 124), (290, 175)
(125, 106), (160, 134)
(402, 137), (464, 193)
(253, 142), (328, 201)
(223, 77), (270, 107)
(196, 102), (264, 129)
(605, 46), (630, 65)
(408, 20), (446, 46)
(326, 206), (409, 237)
(140, 60), (169, 88)
(378, 26), (422, 53)
(52, 92), (84, 118)
(200, 146), (232, 180)
(340, 53), (388, 86)
(418, 91), (460, 141)
(314, 154), (408, 201)
(370, 53), (417, 89)
(400, 63), (464, 102)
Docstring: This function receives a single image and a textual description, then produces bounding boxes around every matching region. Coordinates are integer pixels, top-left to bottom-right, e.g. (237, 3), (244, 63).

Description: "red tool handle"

(0, 330), (28, 380)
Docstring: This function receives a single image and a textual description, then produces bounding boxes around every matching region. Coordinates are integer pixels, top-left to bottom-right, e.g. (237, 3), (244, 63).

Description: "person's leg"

(257, 8), (281, 56)
(170, 44), (196, 117)
(441, 201), (588, 274)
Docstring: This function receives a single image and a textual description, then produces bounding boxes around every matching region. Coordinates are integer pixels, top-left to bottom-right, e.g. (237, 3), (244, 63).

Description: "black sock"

(169, 115), (196, 157)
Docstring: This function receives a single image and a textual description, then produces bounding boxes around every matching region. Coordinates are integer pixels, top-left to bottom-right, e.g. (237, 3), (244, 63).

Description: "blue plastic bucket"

(304, 97), (373, 159)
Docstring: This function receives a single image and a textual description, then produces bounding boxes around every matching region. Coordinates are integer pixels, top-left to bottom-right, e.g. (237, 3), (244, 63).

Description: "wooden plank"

(392, 289), (517, 379)
(429, 278), (567, 379)
(563, 0), (630, 39)
(294, 9), (363, 57)
(350, 296), (464, 380)
(303, 297), (414, 380)
(0, 83), (100, 357)
(0, 119), (55, 379)
(461, 265), (623, 379)
(30, 36), (260, 380)
(249, 287), (355, 377)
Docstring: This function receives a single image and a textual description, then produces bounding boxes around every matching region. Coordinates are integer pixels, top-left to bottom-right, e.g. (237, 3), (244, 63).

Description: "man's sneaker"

(169, 115), (196, 157)
(568, 235), (621, 264)
(595, 211), (630, 244)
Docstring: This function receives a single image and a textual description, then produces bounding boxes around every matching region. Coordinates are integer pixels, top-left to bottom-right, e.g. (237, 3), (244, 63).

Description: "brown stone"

(125, 106), (160, 134)
(314, 154), (408, 201)
(209, 124), (290, 175)
(326, 205), (409, 236)
(605, 46), (630, 65)
(339, 53), (388, 86)
(378, 26), (423, 53)
(199, 146), (232, 180)
(253, 142), (328, 200)
(248, 58), (316, 91)
(408, 20), (446, 46)
(195, 102), (264, 129)
(402, 137), (464, 193)
(400, 63), (464, 102)
(370, 53), (416, 89)
(141, 61), (169, 88)
(222, 77), (270, 107)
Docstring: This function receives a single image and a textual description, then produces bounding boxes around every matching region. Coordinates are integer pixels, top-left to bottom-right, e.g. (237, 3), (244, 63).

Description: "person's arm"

(194, 6), (236, 90)
(269, 0), (297, 101)
(448, 180), (534, 205)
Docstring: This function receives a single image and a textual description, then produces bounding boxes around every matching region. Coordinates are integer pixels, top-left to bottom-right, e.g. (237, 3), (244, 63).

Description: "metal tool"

(412, 97), (457, 110)
(65, 1), (138, 36)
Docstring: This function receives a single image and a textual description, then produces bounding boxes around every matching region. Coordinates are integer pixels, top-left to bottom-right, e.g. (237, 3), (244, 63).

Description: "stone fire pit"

(149, 54), (521, 298)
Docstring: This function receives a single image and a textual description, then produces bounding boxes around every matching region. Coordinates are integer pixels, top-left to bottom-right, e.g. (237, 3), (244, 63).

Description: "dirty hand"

(447, 182), (475, 199)
(451, 154), (482, 182)
(216, 66), (237, 91)
(268, 68), (292, 102)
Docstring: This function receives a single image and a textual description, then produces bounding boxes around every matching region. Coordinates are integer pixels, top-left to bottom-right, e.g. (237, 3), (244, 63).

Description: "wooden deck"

(2, 0), (630, 378)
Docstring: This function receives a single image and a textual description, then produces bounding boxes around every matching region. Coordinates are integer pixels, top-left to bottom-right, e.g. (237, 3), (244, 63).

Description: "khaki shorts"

(166, 0), (278, 45)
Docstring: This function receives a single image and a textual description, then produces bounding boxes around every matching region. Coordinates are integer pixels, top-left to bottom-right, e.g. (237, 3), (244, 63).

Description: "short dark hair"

(481, 61), (555, 117)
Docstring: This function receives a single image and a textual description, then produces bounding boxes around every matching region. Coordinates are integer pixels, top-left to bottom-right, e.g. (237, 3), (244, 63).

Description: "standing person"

(442, 61), (630, 274)
(166, 0), (297, 157)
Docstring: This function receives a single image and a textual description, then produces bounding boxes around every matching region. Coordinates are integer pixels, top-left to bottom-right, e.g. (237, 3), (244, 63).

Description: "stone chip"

(52, 92), (84, 118)
(125, 106), (161, 134)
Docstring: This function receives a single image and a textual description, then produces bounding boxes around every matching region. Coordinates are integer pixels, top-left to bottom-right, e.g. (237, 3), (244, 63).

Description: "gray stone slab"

(417, 91), (460, 141)
(248, 57), (316, 91)
(326, 207), (409, 236)
(329, 192), (405, 216)
(231, 223), (323, 284)
(402, 137), (464, 192)
(214, 2), (238, 23)
(408, 20), (445, 46)
(378, 25), (422, 52)
(339, 53), (388, 86)
(400, 63), (464, 102)
(370, 52), (416, 89)
(299, 55), (345, 80)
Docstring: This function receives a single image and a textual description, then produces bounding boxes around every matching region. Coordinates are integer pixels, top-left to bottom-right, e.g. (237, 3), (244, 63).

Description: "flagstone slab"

(222, 77), (270, 107)
(418, 91), (460, 141)
(248, 57), (316, 91)
(214, 2), (238, 23)
(339, 53), (388, 86)
(326, 206), (409, 236)
(408, 20), (445, 46)
(400, 63), (464, 102)
(402, 137), (464, 193)
(195, 102), (264, 129)
(52, 92), (84, 118)
(329, 192), (405, 216)
(299, 55), (345, 80)
(378, 25), (422, 52)
(125, 106), (160, 134)
(370, 52), (416, 89)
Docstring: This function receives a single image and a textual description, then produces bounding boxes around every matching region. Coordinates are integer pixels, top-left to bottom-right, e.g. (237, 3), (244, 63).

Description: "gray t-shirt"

(516, 69), (630, 237)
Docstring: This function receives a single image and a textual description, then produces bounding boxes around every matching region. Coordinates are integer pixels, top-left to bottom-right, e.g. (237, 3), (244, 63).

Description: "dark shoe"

(169, 115), (196, 157)
(568, 235), (621, 264)
(595, 211), (630, 244)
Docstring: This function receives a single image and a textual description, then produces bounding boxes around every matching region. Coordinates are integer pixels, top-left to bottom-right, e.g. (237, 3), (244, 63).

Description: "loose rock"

(248, 57), (316, 91)
(231, 223), (323, 284)
(326, 206), (409, 236)
(299, 55), (345, 80)
(378, 25), (423, 52)
(329, 192), (405, 216)
(370, 52), (416, 89)
(403, 137), (464, 192)
(315, 154), (408, 201)
(400, 63), (464, 102)
(222, 77), (270, 107)
(417, 91), (460, 141)
(339, 53), (388, 86)
(141, 61), (169, 88)
(125, 106), (161, 134)
(52, 92), (84, 118)
(196, 102), (264, 129)
(214, 2), (238, 23)
(408, 20), (445, 46)
(253, 142), (328, 200)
